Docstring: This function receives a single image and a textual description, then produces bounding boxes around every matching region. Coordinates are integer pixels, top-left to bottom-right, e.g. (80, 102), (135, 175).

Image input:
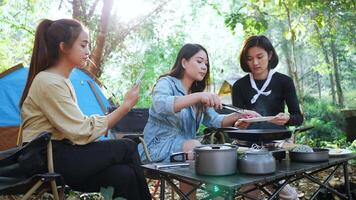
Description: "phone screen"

(134, 70), (145, 85)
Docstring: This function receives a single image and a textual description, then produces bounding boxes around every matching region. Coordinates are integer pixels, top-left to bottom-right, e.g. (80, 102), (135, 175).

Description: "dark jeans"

(51, 138), (151, 200)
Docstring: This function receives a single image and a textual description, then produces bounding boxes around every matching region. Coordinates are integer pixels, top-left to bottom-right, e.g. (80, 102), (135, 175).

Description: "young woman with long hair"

(20, 19), (151, 200)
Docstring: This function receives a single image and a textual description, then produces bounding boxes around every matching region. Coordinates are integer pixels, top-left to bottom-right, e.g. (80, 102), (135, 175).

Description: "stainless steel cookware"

(289, 148), (329, 162)
(237, 149), (276, 175)
(194, 144), (237, 176)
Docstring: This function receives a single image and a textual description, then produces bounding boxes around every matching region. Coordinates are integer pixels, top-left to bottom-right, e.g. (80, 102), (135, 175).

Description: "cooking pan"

(219, 127), (292, 142)
(289, 148), (329, 162)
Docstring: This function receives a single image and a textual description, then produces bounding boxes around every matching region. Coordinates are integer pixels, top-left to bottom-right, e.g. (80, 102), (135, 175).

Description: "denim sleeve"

(152, 78), (177, 115)
(202, 107), (225, 128)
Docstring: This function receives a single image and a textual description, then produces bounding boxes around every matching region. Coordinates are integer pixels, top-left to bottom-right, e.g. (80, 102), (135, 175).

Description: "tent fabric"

(0, 66), (111, 140)
(0, 67), (28, 126)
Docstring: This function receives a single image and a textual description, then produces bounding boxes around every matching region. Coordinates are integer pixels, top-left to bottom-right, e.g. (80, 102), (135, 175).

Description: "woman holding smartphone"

(20, 19), (151, 200)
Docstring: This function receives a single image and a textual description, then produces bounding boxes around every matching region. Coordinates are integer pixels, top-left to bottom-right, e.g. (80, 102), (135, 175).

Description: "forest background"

(0, 0), (355, 148)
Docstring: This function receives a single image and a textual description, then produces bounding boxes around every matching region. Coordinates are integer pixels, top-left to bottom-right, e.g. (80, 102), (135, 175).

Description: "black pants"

(51, 138), (151, 200)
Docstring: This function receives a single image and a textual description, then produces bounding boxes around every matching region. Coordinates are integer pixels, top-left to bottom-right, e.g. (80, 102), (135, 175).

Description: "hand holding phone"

(134, 70), (145, 85)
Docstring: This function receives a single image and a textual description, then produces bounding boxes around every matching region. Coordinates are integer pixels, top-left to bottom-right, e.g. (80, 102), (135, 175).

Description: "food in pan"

(291, 145), (314, 152)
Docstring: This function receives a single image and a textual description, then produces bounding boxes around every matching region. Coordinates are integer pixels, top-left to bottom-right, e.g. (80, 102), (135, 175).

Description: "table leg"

(256, 183), (273, 196)
(268, 177), (291, 200)
(305, 164), (348, 200)
(343, 162), (352, 200)
(235, 190), (260, 200)
(226, 188), (235, 200)
(160, 178), (165, 200)
(164, 177), (190, 200)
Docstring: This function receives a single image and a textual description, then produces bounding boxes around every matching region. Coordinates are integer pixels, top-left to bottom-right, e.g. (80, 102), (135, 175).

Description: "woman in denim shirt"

(138, 44), (258, 163)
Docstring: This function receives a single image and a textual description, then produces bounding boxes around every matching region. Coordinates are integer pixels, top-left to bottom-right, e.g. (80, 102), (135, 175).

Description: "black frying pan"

(218, 127), (292, 141)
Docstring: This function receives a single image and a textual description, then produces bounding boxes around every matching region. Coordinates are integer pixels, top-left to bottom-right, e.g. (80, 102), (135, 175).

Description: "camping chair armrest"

(0, 147), (20, 160)
(46, 140), (61, 200)
(139, 137), (152, 163)
(47, 140), (55, 173)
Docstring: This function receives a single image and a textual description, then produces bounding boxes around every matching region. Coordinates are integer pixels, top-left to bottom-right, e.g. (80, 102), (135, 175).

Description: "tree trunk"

(72, 0), (81, 20)
(330, 41), (344, 107)
(282, 40), (293, 78)
(316, 72), (321, 100)
(299, 53), (304, 95)
(283, 2), (302, 99)
(88, 0), (114, 77)
(314, 23), (336, 104)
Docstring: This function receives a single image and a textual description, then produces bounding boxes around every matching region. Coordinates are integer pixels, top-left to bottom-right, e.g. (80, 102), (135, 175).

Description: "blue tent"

(0, 64), (112, 141)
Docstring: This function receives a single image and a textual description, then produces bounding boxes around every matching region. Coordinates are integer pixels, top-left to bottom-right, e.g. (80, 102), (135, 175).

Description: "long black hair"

(20, 19), (85, 108)
(161, 43), (210, 93)
(239, 35), (279, 72)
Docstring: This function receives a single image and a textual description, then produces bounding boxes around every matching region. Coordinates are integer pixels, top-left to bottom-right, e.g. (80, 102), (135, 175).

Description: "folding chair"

(0, 132), (65, 200)
(109, 107), (152, 160)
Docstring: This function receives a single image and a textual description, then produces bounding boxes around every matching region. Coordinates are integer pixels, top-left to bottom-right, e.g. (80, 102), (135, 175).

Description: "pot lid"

(195, 145), (237, 151)
(245, 149), (269, 154)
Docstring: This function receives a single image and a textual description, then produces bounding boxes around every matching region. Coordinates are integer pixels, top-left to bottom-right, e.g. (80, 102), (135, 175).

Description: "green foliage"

(138, 33), (186, 107)
(100, 19), (186, 108)
(224, 3), (268, 35)
(218, 0), (356, 109)
(0, 0), (67, 72)
(296, 95), (348, 148)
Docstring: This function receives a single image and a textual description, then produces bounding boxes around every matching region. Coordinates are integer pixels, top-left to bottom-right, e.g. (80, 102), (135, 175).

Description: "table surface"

(142, 153), (356, 189)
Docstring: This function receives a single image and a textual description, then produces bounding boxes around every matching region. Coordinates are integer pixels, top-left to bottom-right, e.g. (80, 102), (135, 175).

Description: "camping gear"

(237, 149), (276, 174)
(0, 132), (64, 200)
(217, 77), (241, 105)
(109, 107), (149, 133)
(194, 144), (237, 176)
(220, 128), (292, 142)
(289, 148), (329, 162)
(270, 148), (286, 161)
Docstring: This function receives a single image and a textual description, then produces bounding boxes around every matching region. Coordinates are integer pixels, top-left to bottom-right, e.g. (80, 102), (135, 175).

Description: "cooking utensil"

(289, 148), (329, 162)
(194, 144), (237, 176)
(220, 128), (292, 142)
(154, 163), (189, 169)
(237, 149), (276, 174)
(222, 104), (245, 114)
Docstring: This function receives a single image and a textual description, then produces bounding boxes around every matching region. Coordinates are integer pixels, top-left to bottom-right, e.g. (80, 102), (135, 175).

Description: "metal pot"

(194, 144), (237, 176)
(238, 149), (276, 175)
(289, 148), (329, 162)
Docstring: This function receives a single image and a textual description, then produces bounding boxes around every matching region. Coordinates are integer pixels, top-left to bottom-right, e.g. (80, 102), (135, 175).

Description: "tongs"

(222, 104), (245, 114)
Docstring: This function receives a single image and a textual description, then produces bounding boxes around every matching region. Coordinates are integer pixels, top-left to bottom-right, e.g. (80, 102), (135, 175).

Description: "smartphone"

(134, 69), (145, 85)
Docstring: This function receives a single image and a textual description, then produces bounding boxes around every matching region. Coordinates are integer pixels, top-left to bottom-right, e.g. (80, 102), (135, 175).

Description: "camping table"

(142, 153), (356, 200)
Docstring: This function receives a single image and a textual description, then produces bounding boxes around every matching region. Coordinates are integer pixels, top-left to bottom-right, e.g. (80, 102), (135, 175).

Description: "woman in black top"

(232, 35), (303, 129)
(233, 35), (302, 200)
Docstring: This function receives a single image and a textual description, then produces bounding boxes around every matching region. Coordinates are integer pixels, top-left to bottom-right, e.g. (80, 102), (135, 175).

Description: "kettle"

(237, 149), (276, 175)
